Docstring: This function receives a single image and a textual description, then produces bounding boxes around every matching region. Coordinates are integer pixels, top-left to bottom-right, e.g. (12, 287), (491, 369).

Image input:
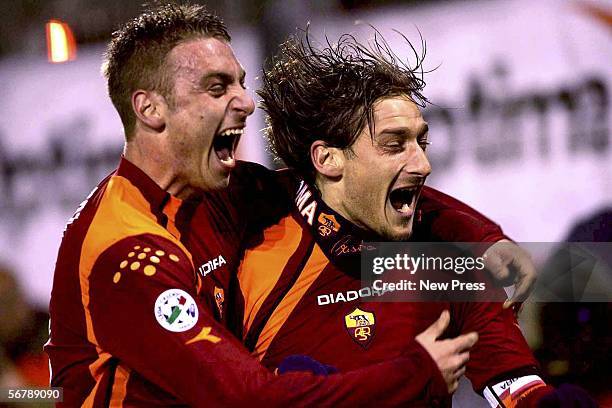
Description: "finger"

(454, 351), (470, 368)
(504, 257), (537, 309)
(494, 264), (515, 287)
(485, 255), (510, 281)
(449, 380), (459, 393)
(504, 279), (533, 309)
(484, 243), (510, 280)
(450, 331), (478, 352)
(425, 310), (450, 338)
(454, 366), (466, 379)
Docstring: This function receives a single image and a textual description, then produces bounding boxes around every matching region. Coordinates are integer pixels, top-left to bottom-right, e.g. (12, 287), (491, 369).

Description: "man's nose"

(231, 87), (255, 117)
(407, 144), (432, 177)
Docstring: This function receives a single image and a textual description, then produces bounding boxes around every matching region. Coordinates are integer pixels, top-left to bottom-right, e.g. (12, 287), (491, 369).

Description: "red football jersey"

(46, 158), (448, 407)
(235, 180), (539, 406)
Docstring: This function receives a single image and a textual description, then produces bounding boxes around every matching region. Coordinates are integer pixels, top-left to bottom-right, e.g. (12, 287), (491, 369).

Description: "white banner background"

(314, 0), (611, 242)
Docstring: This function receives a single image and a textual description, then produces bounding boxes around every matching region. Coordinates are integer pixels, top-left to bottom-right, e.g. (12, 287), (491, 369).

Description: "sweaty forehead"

(372, 96), (424, 123)
(167, 37), (243, 80)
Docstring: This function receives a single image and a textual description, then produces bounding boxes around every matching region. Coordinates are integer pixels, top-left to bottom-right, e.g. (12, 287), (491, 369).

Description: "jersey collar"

(292, 179), (379, 272)
(115, 156), (181, 215)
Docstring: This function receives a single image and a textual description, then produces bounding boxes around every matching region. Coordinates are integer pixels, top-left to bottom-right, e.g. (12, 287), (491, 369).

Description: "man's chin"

(389, 218), (415, 241)
(200, 167), (232, 190)
(390, 232), (412, 242)
(381, 226), (413, 242)
(209, 177), (230, 191)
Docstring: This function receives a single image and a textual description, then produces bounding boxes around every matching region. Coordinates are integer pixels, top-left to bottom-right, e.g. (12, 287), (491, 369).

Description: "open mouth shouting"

(387, 177), (426, 220)
(389, 186), (419, 215)
(213, 127), (243, 169)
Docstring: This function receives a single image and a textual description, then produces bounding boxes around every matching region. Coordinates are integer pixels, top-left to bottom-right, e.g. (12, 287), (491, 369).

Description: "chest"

(181, 201), (243, 321)
(260, 268), (453, 371)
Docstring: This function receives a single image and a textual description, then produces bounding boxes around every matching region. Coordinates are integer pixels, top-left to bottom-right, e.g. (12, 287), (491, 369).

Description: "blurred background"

(0, 0), (610, 406)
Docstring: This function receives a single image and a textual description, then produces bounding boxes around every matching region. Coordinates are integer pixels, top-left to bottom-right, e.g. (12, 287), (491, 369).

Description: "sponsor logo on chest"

(317, 287), (386, 305)
(198, 255), (226, 277)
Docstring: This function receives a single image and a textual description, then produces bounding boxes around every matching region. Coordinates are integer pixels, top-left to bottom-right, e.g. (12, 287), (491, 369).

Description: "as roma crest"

(344, 307), (376, 348)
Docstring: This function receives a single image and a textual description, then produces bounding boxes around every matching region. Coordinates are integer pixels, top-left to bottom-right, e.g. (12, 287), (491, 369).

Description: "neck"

(123, 132), (197, 200)
(315, 176), (356, 228)
(313, 178), (385, 242)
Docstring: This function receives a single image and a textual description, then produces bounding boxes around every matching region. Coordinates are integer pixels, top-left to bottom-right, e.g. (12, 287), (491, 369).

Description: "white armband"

(483, 375), (546, 407)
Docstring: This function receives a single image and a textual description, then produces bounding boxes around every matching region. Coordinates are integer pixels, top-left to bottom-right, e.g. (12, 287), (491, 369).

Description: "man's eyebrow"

(418, 123), (429, 136)
(199, 72), (234, 85)
(378, 123), (429, 137)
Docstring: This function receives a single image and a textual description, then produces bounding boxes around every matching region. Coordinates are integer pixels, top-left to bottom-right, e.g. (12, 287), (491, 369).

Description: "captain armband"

(483, 375), (547, 408)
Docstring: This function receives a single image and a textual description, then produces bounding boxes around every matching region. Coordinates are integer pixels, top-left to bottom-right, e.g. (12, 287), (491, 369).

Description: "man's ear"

(311, 140), (344, 178)
(132, 90), (166, 131)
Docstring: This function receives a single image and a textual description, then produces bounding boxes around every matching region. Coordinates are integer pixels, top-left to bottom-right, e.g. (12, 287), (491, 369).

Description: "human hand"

(415, 310), (478, 393)
(484, 239), (536, 309)
(277, 354), (337, 376)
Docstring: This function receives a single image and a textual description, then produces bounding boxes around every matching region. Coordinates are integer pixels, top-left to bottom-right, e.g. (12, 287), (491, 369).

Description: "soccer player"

(45, 4), (483, 406)
(235, 31), (595, 406)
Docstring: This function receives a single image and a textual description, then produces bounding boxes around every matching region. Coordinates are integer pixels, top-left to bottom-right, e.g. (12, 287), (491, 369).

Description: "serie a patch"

(344, 307), (376, 348)
(154, 288), (198, 332)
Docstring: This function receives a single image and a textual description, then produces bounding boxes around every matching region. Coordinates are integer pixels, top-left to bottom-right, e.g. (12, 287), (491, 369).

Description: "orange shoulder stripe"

(238, 216), (303, 335)
(162, 194), (183, 241)
(253, 243), (329, 359)
(78, 175), (192, 369)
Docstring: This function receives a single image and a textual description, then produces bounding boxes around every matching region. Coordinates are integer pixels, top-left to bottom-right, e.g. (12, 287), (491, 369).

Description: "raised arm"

(81, 233), (449, 406)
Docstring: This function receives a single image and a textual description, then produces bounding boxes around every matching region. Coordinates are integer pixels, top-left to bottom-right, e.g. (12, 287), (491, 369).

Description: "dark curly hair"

(258, 28), (429, 182)
(102, 2), (230, 138)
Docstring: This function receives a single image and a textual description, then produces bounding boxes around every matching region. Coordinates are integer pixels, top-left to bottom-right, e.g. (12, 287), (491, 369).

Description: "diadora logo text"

(198, 255), (226, 277)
